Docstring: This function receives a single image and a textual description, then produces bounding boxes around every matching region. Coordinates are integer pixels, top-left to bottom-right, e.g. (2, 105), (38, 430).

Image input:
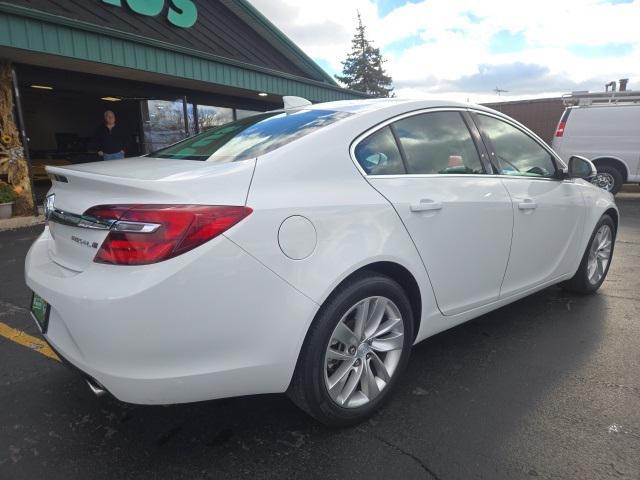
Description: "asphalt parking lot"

(1, 187), (639, 480)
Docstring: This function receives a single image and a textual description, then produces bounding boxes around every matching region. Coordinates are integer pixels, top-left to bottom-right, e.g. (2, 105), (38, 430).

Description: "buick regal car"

(26, 98), (617, 426)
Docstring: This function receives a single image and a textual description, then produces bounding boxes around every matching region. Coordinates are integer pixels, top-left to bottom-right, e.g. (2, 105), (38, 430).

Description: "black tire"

(562, 214), (616, 294)
(287, 271), (414, 427)
(594, 164), (624, 194)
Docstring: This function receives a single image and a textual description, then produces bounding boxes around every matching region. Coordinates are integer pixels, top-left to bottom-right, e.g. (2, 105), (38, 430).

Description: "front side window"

(476, 114), (557, 178)
(393, 112), (484, 175)
(354, 126), (405, 175)
(149, 109), (352, 162)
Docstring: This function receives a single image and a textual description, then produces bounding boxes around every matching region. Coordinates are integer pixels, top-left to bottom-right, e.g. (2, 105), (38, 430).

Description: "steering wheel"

(526, 166), (549, 176)
(497, 154), (521, 173)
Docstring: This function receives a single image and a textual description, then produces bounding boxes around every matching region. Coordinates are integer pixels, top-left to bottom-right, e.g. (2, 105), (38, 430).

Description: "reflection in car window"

(148, 109), (352, 162)
(476, 114), (556, 177)
(354, 126), (405, 175)
(393, 112), (484, 175)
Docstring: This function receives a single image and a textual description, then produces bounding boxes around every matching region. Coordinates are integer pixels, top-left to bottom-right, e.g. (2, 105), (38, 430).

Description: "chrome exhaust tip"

(86, 378), (107, 397)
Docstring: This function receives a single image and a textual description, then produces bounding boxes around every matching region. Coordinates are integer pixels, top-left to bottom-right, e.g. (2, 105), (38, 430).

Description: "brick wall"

(482, 98), (565, 146)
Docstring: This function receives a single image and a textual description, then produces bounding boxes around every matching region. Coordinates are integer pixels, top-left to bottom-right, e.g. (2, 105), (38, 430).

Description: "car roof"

(301, 98), (558, 163)
(305, 98), (496, 115)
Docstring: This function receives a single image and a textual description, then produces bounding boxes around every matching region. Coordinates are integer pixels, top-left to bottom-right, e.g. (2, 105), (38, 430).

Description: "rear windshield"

(148, 109), (352, 162)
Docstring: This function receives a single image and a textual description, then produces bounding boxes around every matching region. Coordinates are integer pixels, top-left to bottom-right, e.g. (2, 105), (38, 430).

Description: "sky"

(248, 0), (640, 102)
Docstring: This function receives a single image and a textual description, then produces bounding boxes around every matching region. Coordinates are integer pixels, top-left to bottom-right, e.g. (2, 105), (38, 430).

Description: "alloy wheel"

(587, 224), (613, 285)
(324, 296), (404, 408)
(592, 172), (615, 192)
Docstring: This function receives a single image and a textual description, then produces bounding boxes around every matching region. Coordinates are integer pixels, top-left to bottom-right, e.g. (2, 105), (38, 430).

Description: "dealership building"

(0, 0), (364, 189)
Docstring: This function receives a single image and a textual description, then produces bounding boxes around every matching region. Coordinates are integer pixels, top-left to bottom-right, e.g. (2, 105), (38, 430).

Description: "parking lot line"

(0, 322), (60, 362)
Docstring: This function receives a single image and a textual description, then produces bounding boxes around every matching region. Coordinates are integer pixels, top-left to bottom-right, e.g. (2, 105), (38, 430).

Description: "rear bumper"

(43, 337), (111, 398)
(25, 228), (318, 405)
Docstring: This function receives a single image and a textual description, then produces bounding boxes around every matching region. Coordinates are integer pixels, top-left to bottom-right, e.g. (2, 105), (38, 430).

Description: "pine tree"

(335, 13), (394, 97)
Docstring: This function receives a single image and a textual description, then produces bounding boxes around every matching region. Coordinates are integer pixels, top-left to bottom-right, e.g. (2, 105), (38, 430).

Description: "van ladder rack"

(562, 91), (640, 107)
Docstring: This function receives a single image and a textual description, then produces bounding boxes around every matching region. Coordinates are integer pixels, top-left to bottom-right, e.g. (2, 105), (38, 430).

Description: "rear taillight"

(83, 205), (252, 265)
(555, 108), (571, 137)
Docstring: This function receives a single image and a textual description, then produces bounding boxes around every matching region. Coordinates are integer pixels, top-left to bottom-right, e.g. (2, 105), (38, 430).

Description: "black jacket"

(95, 124), (127, 154)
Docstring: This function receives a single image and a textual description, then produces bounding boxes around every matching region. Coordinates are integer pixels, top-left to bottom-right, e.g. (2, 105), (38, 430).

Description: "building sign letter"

(101, 0), (198, 29)
(127, 0), (165, 17)
(167, 0), (198, 29)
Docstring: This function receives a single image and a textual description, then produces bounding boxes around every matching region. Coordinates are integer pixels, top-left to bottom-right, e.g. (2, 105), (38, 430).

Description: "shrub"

(0, 181), (17, 204)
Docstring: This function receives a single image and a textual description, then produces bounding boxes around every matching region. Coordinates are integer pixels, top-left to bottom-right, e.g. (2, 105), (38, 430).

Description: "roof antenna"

(283, 96), (312, 110)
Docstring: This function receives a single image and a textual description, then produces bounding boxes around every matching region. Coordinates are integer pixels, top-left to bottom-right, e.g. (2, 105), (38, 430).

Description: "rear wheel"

(288, 272), (414, 427)
(563, 215), (615, 294)
(592, 165), (624, 194)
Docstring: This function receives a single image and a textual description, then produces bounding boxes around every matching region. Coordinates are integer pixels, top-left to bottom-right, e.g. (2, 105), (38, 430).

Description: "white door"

(355, 111), (513, 316)
(473, 113), (586, 297)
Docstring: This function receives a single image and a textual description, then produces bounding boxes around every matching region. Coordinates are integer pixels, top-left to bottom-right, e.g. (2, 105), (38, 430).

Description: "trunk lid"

(45, 157), (256, 272)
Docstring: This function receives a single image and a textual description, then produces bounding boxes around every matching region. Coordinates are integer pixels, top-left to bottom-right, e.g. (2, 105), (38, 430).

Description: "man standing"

(96, 110), (126, 160)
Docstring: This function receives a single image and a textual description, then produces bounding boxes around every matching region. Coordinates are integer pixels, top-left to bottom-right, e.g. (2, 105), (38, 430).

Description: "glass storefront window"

(142, 100), (268, 153)
(187, 102), (196, 136)
(197, 105), (233, 132)
(141, 99), (191, 152)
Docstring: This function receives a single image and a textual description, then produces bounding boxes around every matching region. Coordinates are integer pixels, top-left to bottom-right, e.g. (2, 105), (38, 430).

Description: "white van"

(552, 95), (640, 194)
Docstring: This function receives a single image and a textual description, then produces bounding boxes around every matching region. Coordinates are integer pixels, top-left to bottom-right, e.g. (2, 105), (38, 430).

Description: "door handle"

(518, 199), (537, 210)
(410, 199), (443, 212)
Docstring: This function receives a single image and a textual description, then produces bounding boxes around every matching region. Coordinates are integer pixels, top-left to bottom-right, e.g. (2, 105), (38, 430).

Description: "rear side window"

(393, 112), (484, 174)
(354, 126), (405, 175)
(149, 109), (352, 162)
(476, 114), (557, 178)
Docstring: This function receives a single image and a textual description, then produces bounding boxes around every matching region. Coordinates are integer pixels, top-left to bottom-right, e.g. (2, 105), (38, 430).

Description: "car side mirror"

(568, 155), (597, 180)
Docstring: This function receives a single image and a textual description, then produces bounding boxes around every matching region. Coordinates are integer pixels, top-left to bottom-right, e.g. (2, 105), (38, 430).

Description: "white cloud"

(249, 0), (640, 103)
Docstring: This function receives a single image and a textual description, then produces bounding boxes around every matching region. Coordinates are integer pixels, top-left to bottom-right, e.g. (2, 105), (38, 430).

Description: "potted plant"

(0, 181), (17, 219)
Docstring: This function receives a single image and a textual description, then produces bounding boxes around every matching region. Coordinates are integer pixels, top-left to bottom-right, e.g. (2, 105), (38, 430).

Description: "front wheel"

(591, 165), (624, 194)
(563, 214), (616, 294)
(288, 272), (414, 427)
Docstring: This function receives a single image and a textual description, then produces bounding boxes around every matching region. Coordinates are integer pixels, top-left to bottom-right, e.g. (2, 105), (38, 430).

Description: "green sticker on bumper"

(31, 293), (48, 331)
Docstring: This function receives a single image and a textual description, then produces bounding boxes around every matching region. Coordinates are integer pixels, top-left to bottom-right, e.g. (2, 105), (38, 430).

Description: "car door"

(472, 112), (586, 298)
(354, 109), (513, 316)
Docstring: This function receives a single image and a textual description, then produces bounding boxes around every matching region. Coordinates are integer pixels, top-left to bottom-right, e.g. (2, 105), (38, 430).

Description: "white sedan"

(26, 98), (617, 426)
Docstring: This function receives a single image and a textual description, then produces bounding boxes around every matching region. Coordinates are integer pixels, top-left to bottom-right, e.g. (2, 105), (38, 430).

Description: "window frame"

(468, 110), (567, 180)
(354, 125), (409, 175)
(350, 107), (493, 178)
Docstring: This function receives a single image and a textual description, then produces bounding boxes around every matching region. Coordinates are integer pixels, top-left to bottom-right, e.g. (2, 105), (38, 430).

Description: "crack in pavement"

(0, 300), (29, 316)
(370, 432), (441, 479)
